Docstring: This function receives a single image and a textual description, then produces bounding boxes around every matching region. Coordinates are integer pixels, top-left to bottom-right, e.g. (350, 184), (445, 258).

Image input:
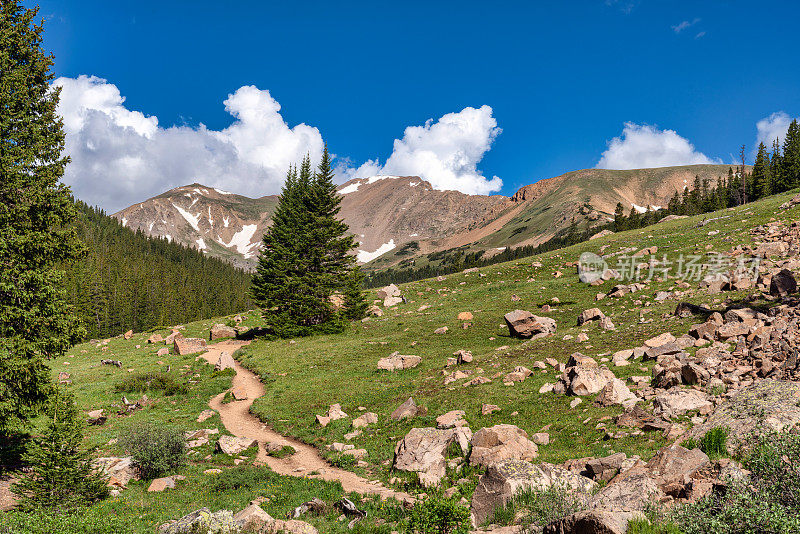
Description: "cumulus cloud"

(54, 75), (324, 212)
(347, 105), (503, 195)
(596, 122), (720, 170)
(756, 111), (798, 149)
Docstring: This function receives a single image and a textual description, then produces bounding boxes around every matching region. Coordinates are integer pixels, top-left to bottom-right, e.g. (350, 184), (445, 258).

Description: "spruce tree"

(12, 388), (109, 512)
(771, 139), (784, 193)
(751, 142), (772, 199)
(783, 119), (800, 189)
(251, 147), (366, 337)
(0, 1), (85, 435)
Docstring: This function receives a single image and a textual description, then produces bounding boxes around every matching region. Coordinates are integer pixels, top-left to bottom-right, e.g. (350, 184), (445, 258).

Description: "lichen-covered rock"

(157, 508), (239, 534)
(394, 427), (471, 487)
(543, 509), (644, 534)
(469, 425), (539, 467)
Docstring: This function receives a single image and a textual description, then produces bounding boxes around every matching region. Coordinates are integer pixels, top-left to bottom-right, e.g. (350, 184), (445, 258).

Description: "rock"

(644, 333), (675, 348)
(543, 509), (644, 534)
(391, 397), (420, 420)
(482, 404), (500, 415)
(646, 444), (710, 497)
(87, 409), (106, 425)
(770, 269), (797, 297)
(453, 349), (473, 363)
(148, 475), (183, 492)
(577, 333), (589, 342)
(315, 415), (331, 427)
(147, 333), (163, 344)
(504, 310), (557, 339)
(393, 427), (471, 487)
(383, 295), (403, 307)
(577, 308), (605, 325)
(458, 312), (474, 321)
(216, 435), (257, 455)
(174, 337), (207, 356)
(215, 351), (236, 371)
(123, 329), (133, 339)
(469, 424), (539, 467)
(352, 412), (378, 428)
(157, 347), (169, 356)
(470, 460), (596, 527)
(561, 354), (612, 396)
(210, 324), (237, 341)
(377, 352), (421, 371)
(595, 379), (638, 409)
(94, 456), (138, 487)
(436, 410), (467, 429)
(266, 520), (318, 534)
(591, 469), (663, 512)
(434, 326), (449, 334)
(675, 302), (712, 318)
(234, 503), (274, 532)
(689, 380), (800, 453)
(157, 508), (238, 534)
(590, 229), (614, 240)
(599, 316), (615, 331)
(327, 403), (349, 420)
(377, 284), (401, 299)
(653, 389), (712, 417)
(716, 322), (750, 339)
(230, 386), (248, 401)
(532, 433), (550, 445)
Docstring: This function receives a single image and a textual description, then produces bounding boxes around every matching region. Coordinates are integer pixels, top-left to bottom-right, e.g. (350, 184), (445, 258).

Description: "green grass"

(19, 188), (800, 533)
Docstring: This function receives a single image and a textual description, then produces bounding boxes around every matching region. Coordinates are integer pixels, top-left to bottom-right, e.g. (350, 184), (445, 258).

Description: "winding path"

(200, 341), (413, 502)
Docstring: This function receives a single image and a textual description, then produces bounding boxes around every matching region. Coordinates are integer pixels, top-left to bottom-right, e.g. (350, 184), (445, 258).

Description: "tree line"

(63, 201), (252, 340)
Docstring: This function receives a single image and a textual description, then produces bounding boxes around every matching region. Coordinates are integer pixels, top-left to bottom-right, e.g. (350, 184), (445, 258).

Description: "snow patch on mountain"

(219, 224), (259, 258)
(172, 203), (201, 232)
(357, 239), (396, 263)
(196, 237), (207, 251)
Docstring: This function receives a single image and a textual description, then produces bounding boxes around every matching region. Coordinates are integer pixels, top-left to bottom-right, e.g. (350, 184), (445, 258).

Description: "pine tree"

(751, 142), (772, 199)
(783, 119), (800, 189)
(613, 202), (625, 231)
(0, 1), (86, 435)
(771, 139), (785, 193)
(12, 388), (109, 512)
(251, 147), (365, 337)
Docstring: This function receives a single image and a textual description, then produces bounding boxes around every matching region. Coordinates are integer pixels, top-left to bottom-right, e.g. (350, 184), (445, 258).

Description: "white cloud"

(756, 111), (798, 149)
(347, 105), (503, 195)
(672, 18), (700, 33)
(596, 122), (720, 170)
(54, 75), (324, 212)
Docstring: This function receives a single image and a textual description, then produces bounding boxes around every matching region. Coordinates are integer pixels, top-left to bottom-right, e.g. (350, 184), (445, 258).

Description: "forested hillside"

(63, 201), (252, 339)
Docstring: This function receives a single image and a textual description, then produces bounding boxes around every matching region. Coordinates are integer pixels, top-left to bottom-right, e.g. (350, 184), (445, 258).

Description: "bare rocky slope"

(114, 165), (735, 270)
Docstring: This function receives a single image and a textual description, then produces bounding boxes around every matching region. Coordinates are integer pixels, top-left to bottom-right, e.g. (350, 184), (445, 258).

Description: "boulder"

(688, 380), (800, 453)
(470, 460), (596, 527)
(393, 427), (471, 487)
(148, 475), (184, 492)
(391, 397), (420, 420)
(157, 347), (169, 356)
(216, 435), (257, 455)
(94, 456), (138, 487)
(147, 333), (163, 344)
(592, 468), (664, 511)
(210, 324), (237, 340)
(458, 311), (474, 321)
(174, 337), (207, 356)
(234, 503), (274, 532)
(377, 352), (421, 371)
(376, 284), (401, 299)
(436, 410), (467, 429)
(469, 424), (539, 467)
(595, 379), (638, 409)
(157, 508), (238, 534)
(352, 412), (378, 428)
(265, 520), (318, 534)
(327, 403), (349, 421)
(653, 389), (712, 417)
(383, 296), (403, 307)
(645, 444), (709, 496)
(644, 333), (675, 348)
(504, 310), (557, 339)
(577, 308), (605, 325)
(770, 269), (797, 297)
(215, 352), (236, 371)
(124, 329), (133, 339)
(543, 510), (644, 534)
(87, 409), (106, 425)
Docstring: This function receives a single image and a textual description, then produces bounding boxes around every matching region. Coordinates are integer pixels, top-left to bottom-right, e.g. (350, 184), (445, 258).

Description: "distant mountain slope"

(113, 164), (737, 270)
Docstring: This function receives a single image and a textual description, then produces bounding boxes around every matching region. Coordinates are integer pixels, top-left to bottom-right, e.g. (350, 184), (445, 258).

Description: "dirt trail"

(200, 341), (413, 502)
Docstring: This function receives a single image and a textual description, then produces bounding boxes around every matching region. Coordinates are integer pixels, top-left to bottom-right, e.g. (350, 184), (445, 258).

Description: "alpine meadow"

(3, 2), (800, 534)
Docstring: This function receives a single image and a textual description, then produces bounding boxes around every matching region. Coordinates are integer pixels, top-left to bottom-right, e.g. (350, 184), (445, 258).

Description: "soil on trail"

(200, 341), (413, 502)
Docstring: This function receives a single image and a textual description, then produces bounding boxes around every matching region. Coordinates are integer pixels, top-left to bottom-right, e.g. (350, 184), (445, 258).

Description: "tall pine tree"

(783, 119), (800, 189)
(0, 1), (85, 435)
(751, 142), (772, 199)
(251, 147), (366, 337)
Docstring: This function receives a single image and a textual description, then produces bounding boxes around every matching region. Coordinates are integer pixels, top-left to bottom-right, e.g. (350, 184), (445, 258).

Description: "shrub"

(329, 453), (357, 469)
(119, 423), (186, 480)
(699, 426), (729, 459)
(408, 495), (470, 534)
(114, 372), (187, 396)
(493, 484), (588, 528)
(267, 445), (296, 459)
(0, 508), (124, 534)
(212, 466), (272, 492)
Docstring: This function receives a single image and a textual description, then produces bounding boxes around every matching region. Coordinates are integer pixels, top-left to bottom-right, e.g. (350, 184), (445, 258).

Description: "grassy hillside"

(7, 188), (796, 533)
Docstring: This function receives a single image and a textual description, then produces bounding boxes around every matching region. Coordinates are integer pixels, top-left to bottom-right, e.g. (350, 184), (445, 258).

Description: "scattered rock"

(504, 310), (557, 339)
(391, 397), (421, 420)
(210, 324), (237, 340)
(469, 424), (539, 467)
(174, 337), (207, 356)
(393, 427), (471, 486)
(377, 352), (421, 371)
(215, 352), (236, 371)
(352, 412), (378, 428)
(216, 435), (257, 455)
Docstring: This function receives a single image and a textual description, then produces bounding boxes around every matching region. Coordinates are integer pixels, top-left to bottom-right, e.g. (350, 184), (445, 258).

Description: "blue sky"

(29, 0), (800, 210)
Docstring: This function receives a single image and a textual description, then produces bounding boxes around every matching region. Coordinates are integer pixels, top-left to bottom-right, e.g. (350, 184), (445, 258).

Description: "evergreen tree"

(752, 142), (772, 199)
(251, 147), (365, 337)
(783, 119), (800, 189)
(0, 1), (85, 435)
(613, 202), (625, 231)
(12, 388), (109, 512)
(771, 139), (784, 193)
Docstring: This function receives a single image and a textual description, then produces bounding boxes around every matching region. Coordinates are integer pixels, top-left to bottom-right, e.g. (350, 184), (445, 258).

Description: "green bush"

(699, 427), (729, 459)
(114, 372), (187, 396)
(492, 484), (588, 528)
(408, 495), (470, 534)
(0, 508), (124, 534)
(329, 453), (357, 469)
(212, 466), (272, 492)
(119, 423), (186, 480)
(267, 445), (296, 459)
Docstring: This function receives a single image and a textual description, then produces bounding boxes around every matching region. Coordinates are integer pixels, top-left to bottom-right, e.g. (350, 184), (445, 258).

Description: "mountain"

(113, 164), (736, 270)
